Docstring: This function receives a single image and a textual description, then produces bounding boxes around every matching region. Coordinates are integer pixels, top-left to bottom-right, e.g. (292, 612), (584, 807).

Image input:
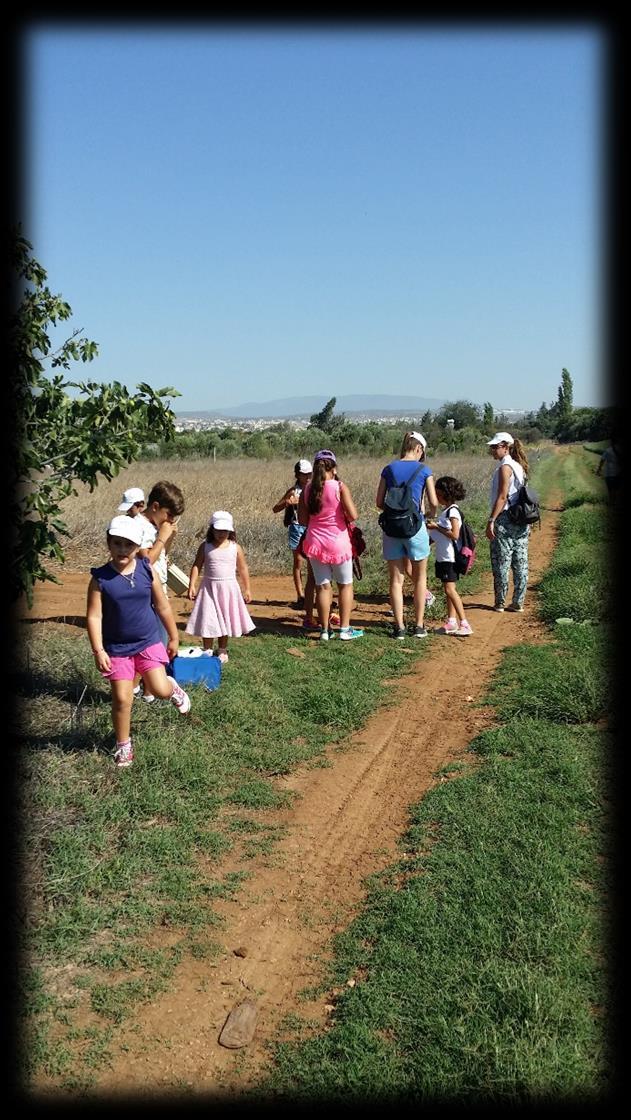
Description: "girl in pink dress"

(298, 450), (364, 642)
(185, 510), (255, 663)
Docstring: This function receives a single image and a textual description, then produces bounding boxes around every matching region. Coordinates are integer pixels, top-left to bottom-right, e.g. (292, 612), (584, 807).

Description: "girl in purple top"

(87, 515), (191, 769)
(298, 450), (363, 641)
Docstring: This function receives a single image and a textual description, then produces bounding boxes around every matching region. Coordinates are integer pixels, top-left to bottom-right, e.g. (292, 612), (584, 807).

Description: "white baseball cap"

(107, 514), (145, 546)
(487, 432), (514, 446)
(118, 486), (145, 511)
(297, 459), (312, 474)
(410, 430), (427, 450)
(210, 510), (234, 531)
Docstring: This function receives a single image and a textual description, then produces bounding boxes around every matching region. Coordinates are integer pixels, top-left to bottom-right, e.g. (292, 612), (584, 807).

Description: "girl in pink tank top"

(299, 451), (363, 642)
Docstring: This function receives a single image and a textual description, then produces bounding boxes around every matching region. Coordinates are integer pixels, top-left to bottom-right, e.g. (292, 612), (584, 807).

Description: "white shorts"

(308, 556), (353, 586)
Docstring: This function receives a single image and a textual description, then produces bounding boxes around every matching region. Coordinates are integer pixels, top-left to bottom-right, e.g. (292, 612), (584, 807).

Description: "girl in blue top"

(86, 515), (191, 769)
(376, 431), (438, 639)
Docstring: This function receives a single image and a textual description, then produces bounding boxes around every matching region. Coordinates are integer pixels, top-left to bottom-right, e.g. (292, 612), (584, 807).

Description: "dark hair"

(434, 476), (466, 503)
(206, 525), (237, 544)
(146, 480), (185, 516)
(307, 457), (336, 514)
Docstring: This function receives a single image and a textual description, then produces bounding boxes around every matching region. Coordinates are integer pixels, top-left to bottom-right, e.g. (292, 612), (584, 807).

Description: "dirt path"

(19, 505), (560, 1100)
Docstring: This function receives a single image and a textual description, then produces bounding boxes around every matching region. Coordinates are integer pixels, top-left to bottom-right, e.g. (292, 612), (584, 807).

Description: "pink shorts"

(100, 641), (169, 681)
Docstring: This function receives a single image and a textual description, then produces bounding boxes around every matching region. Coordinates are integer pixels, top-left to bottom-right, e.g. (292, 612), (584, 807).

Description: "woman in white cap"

(376, 431), (438, 639)
(185, 510), (255, 662)
(272, 459), (316, 622)
(485, 432), (531, 612)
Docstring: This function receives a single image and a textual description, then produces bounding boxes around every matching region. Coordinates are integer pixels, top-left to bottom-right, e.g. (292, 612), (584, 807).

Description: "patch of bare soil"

(18, 503), (561, 1101)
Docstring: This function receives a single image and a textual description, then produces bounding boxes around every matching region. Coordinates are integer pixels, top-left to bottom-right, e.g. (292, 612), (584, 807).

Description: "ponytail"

(510, 438), (529, 477)
(307, 459), (329, 514)
(400, 431), (426, 458)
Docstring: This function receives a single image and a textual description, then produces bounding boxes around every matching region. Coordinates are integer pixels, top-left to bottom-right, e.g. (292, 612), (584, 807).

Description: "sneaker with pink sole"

(441, 618), (459, 635)
(455, 620), (473, 636)
(114, 741), (134, 768)
(170, 681), (191, 714)
(216, 651), (229, 664)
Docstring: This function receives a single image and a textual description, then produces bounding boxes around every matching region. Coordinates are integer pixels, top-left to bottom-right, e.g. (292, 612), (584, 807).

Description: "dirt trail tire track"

(19, 501), (561, 1099)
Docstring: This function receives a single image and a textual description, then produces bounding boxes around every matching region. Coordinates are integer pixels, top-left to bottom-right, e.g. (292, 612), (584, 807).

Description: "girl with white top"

(485, 432), (530, 612)
(426, 476), (473, 636)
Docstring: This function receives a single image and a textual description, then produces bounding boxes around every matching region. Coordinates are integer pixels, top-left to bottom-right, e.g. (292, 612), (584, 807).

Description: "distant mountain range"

(177, 394), (446, 419)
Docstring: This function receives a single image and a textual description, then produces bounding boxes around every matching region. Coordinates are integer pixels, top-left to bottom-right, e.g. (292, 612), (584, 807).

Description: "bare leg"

(292, 550), (304, 599)
(315, 582), (332, 629)
(111, 679), (134, 742)
(444, 582), (465, 624)
(337, 582), (354, 629)
(411, 558), (428, 628)
(202, 637), (214, 652)
(388, 559), (406, 629)
(304, 562), (316, 621)
(142, 667), (179, 700)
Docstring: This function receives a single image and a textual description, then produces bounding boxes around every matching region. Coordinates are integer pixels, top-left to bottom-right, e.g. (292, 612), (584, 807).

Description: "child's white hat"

(210, 510), (234, 531)
(297, 459), (312, 473)
(410, 430), (427, 449)
(487, 432), (514, 446)
(118, 486), (145, 511)
(107, 515), (145, 546)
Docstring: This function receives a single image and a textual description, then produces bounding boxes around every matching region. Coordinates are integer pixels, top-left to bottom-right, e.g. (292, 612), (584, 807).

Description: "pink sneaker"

(114, 741), (134, 768)
(455, 620), (473, 636)
(170, 681), (191, 714)
(329, 612), (341, 627)
(217, 651), (229, 664)
(442, 618), (459, 634)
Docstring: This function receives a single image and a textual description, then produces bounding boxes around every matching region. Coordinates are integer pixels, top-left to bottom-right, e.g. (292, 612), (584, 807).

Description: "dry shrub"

(56, 454), (493, 575)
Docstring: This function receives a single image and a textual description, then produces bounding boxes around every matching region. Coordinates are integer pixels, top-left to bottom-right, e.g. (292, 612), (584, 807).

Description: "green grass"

(17, 444), (610, 1098)
(16, 619), (429, 1089)
(249, 447), (612, 1104)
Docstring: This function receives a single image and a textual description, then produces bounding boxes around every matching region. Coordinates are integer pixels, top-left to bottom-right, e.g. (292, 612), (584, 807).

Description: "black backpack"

(446, 505), (478, 576)
(378, 463), (424, 539)
(283, 487), (300, 526)
(507, 481), (541, 528)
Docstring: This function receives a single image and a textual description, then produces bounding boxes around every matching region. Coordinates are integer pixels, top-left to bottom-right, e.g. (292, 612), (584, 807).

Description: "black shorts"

(435, 560), (459, 583)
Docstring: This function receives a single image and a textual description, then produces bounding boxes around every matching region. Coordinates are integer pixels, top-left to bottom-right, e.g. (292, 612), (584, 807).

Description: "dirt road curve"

(18, 507), (560, 1100)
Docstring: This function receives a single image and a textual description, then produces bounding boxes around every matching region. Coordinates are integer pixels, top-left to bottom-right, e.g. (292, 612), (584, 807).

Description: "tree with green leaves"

(10, 229), (180, 604)
(556, 368), (574, 425)
(482, 401), (494, 429)
(308, 396), (345, 434)
(435, 400), (482, 430)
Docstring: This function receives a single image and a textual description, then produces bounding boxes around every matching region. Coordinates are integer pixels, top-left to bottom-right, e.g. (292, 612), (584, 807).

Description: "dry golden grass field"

(57, 452), (503, 577)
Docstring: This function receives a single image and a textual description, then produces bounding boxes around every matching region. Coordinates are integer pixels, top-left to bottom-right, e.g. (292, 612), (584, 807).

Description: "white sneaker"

(170, 682), (191, 715)
(339, 627), (364, 641)
(114, 742), (134, 768)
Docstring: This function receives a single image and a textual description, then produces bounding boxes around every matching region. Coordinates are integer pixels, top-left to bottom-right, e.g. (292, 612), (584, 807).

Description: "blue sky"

(23, 24), (605, 413)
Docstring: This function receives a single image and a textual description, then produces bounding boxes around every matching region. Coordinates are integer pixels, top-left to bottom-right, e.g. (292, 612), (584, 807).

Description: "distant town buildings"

(174, 408), (527, 433)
